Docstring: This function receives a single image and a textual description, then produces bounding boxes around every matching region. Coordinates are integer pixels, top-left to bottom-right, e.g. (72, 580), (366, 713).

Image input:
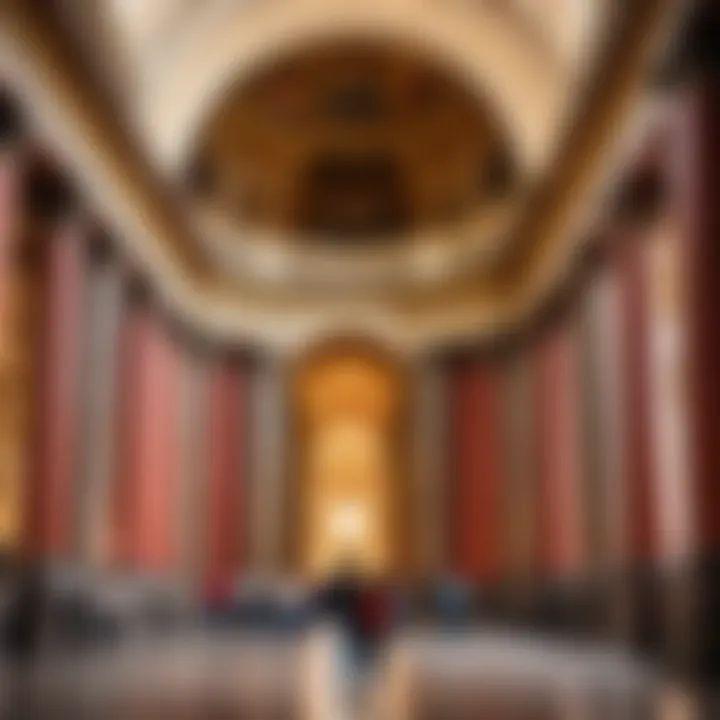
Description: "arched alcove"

(288, 339), (411, 580)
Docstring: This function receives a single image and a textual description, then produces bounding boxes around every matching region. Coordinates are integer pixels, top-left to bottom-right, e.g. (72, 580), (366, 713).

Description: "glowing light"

(328, 502), (368, 543)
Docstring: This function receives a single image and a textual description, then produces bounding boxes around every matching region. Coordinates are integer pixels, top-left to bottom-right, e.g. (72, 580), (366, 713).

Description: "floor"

(0, 629), (707, 719)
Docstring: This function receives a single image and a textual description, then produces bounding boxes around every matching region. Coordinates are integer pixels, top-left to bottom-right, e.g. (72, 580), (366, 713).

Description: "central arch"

(289, 339), (411, 580)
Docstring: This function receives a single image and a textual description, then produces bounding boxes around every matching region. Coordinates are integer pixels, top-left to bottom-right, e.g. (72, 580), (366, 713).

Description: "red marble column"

(664, 46), (720, 677)
(533, 324), (585, 580)
(501, 352), (538, 621)
(114, 304), (180, 572)
(28, 219), (85, 557)
(448, 359), (504, 582)
(204, 359), (248, 599)
(113, 301), (141, 565)
(616, 238), (658, 565)
(675, 84), (720, 555)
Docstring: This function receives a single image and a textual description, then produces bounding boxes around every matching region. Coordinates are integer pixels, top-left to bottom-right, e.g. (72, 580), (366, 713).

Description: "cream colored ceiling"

(52, 0), (588, 174)
(106, 0), (601, 64)
(0, 0), (678, 353)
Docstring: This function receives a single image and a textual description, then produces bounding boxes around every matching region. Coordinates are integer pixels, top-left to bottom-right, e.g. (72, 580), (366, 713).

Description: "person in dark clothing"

(3, 563), (46, 663)
(320, 568), (396, 678)
(321, 567), (362, 645)
(319, 565), (368, 673)
(321, 569), (359, 625)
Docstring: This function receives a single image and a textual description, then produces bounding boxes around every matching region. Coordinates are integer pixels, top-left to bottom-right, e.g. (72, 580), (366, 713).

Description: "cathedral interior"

(0, 1), (719, 718)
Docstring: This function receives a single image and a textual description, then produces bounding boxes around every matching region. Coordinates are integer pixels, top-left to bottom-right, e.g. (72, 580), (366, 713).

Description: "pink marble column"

(28, 218), (85, 558)
(114, 302), (180, 572)
(646, 219), (692, 566)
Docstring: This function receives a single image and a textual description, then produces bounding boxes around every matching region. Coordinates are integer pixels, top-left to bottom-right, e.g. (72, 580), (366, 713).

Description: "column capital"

(25, 163), (78, 224)
(0, 90), (24, 148)
(123, 273), (152, 311)
(611, 170), (666, 230)
(655, 2), (720, 87)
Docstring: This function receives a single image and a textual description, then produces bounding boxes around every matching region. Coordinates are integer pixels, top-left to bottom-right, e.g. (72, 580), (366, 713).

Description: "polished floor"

(0, 629), (707, 719)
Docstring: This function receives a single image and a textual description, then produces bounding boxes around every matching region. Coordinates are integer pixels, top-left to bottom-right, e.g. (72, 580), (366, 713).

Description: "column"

(249, 353), (286, 577)
(585, 266), (632, 639)
(645, 215), (694, 669)
(75, 243), (123, 566)
(534, 324), (585, 578)
(27, 205), (85, 559)
(578, 288), (605, 577)
(0, 92), (26, 551)
(533, 322), (586, 630)
(578, 280), (611, 636)
(501, 350), (537, 620)
(114, 299), (180, 572)
(616, 235), (662, 653)
(0, 92), (23, 340)
(176, 338), (210, 592)
(670, 5), (720, 677)
(447, 357), (504, 585)
(204, 358), (248, 600)
(617, 239), (657, 566)
(412, 357), (446, 579)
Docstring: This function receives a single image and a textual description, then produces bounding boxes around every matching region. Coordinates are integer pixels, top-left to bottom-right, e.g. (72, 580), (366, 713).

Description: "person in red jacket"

(357, 581), (392, 667)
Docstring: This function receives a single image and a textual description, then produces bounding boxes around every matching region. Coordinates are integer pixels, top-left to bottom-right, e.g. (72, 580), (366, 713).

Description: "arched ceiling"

(135, 1), (568, 175)
(183, 38), (523, 294)
(0, 0), (678, 353)
(191, 40), (515, 240)
(47, 1), (601, 171)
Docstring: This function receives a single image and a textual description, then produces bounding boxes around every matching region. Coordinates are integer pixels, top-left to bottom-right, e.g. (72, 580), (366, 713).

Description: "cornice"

(0, 0), (678, 355)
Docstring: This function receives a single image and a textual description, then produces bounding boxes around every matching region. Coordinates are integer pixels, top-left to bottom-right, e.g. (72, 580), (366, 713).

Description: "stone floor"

(0, 629), (709, 719)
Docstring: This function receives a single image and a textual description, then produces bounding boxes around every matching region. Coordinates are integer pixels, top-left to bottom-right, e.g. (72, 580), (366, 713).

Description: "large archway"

(289, 340), (411, 580)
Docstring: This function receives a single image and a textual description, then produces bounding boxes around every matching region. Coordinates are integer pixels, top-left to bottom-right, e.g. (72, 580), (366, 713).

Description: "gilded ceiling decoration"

(191, 41), (514, 243)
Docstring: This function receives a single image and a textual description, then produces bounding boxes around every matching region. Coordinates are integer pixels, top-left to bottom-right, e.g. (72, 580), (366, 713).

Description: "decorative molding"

(0, 0), (677, 353)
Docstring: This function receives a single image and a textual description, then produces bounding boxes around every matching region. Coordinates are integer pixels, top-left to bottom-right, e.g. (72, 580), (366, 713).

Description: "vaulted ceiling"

(0, 0), (678, 352)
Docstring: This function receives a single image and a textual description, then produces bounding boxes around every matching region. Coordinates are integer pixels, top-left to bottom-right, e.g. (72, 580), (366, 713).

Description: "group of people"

(0, 561), (46, 662)
(319, 569), (396, 675)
